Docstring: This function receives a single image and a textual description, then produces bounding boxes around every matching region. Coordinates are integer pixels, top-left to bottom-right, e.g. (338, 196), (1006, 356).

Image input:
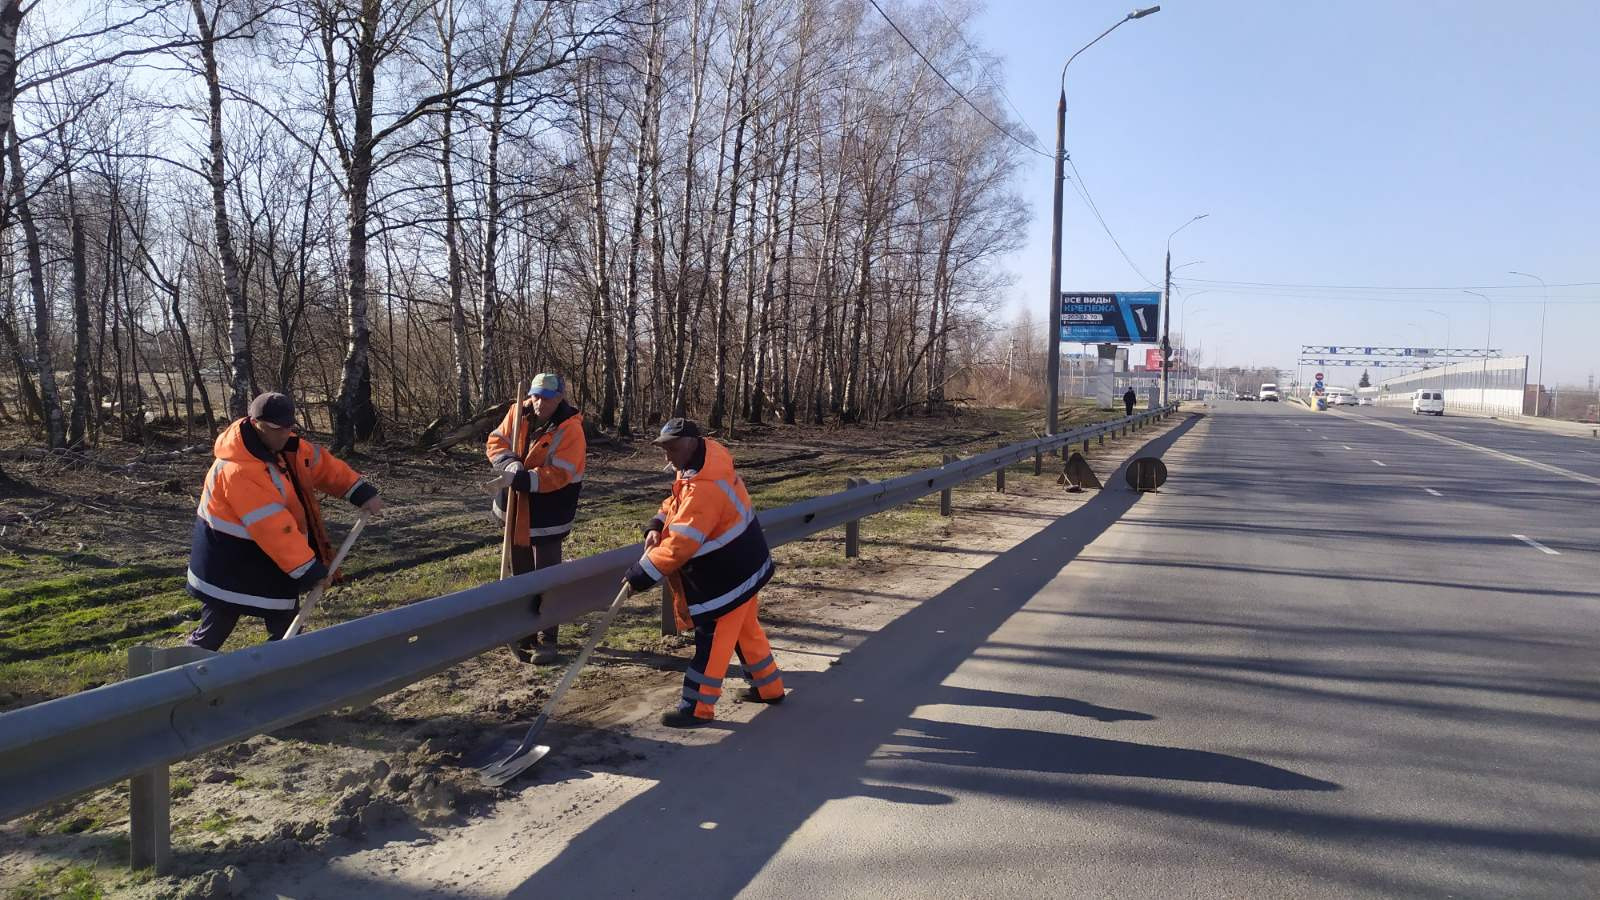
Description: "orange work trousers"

(681, 595), (784, 719)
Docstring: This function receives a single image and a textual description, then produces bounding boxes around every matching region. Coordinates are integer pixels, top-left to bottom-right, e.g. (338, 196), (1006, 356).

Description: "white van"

(1258, 383), (1280, 402)
(1412, 390), (1445, 415)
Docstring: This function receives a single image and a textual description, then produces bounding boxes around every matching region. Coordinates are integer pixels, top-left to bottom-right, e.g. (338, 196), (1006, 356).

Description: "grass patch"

(4, 864), (103, 900)
(197, 811), (235, 835)
(170, 776), (195, 799)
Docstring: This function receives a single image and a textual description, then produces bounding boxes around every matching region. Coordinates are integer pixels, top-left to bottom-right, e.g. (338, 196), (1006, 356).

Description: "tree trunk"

(190, 0), (254, 419)
(8, 131), (64, 448)
(331, 0), (380, 451)
(67, 212), (91, 447)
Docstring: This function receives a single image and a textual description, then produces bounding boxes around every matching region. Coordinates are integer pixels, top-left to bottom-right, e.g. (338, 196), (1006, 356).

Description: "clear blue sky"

(968, 0), (1599, 387)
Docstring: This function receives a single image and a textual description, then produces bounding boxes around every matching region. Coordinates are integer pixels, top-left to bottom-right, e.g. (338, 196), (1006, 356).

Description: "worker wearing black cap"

(623, 418), (786, 726)
(185, 392), (383, 650)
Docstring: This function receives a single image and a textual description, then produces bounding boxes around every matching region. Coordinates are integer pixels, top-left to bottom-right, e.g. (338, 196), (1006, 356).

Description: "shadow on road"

(504, 415), (1335, 899)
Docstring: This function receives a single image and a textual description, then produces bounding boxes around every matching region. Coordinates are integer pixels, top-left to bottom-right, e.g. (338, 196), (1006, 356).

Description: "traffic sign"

(1315, 372), (1324, 380)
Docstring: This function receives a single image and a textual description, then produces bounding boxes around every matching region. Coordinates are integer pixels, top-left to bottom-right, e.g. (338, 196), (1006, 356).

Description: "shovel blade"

(478, 744), (550, 787)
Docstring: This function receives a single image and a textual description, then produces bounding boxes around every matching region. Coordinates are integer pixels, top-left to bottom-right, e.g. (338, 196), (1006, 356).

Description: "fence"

(0, 405), (1177, 828)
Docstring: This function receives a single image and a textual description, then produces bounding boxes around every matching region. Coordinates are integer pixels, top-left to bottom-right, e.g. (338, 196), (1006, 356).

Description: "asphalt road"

(512, 400), (1600, 899)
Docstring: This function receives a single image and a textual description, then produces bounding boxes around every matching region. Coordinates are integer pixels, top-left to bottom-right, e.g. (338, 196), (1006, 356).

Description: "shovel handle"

(284, 512), (369, 638)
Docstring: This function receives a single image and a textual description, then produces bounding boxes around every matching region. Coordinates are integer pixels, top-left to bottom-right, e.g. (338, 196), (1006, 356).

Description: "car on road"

(1412, 390), (1445, 415)
(1357, 397), (1374, 406)
(1236, 393), (1254, 401)
(1258, 383), (1280, 402)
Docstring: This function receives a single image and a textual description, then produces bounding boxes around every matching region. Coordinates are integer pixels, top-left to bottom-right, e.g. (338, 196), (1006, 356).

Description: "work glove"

(501, 460), (525, 475)
(479, 468), (517, 496)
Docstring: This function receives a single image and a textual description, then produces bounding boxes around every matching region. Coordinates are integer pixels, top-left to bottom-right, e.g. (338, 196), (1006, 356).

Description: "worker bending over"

(624, 418), (786, 727)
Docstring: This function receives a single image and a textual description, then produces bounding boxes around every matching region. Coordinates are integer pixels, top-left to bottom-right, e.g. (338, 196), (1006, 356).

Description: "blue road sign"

(1060, 292), (1161, 343)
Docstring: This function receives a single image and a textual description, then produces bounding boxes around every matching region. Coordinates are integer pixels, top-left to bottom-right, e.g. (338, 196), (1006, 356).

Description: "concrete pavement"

(510, 401), (1599, 898)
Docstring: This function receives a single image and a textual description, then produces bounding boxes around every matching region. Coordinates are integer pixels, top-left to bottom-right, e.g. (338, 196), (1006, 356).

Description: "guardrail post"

(1082, 439), (1090, 455)
(995, 446), (1006, 493)
(1097, 432), (1104, 446)
(844, 477), (863, 557)
(940, 456), (955, 516)
(1033, 448), (1042, 475)
(127, 644), (214, 873)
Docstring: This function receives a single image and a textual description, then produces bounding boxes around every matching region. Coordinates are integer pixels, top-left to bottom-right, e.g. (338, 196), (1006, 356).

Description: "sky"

(965, 0), (1599, 388)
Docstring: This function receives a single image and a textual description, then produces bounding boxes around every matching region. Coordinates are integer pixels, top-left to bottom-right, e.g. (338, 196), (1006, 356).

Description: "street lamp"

(1047, 5), (1162, 434)
(1182, 306), (1211, 399)
(1162, 215), (1207, 405)
(1508, 271), (1548, 415)
(1463, 290), (1493, 413)
(1423, 308), (1450, 354)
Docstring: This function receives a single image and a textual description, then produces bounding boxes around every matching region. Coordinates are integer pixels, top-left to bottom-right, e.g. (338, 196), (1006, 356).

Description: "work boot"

(532, 644), (560, 665)
(660, 708), (711, 728)
(508, 643), (533, 664)
(742, 688), (785, 704)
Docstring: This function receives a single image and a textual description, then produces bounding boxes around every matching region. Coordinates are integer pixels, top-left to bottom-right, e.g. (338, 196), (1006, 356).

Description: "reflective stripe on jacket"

(187, 419), (375, 610)
(487, 401), (586, 540)
(624, 439), (774, 625)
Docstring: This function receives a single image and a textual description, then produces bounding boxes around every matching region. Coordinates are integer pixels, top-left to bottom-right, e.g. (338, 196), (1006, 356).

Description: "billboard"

(1143, 348), (1182, 369)
(1060, 292), (1161, 343)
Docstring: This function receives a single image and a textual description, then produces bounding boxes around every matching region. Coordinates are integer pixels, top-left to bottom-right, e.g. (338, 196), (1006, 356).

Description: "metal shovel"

(284, 512), (369, 639)
(478, 583), (634, 787)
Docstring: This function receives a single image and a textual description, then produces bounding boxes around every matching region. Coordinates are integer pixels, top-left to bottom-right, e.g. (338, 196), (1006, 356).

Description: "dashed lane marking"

(1512, 534), (1560, 556)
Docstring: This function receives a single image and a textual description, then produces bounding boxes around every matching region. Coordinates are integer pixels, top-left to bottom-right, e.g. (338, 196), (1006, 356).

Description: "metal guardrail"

(0, 406), (1175, 821)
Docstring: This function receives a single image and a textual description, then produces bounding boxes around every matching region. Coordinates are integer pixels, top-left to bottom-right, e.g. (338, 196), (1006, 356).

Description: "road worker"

(1123, 386), (1138, 417)
(623, 418), (786, 727)
(186, 392), (383, 651)
(486, 373), (586, 664)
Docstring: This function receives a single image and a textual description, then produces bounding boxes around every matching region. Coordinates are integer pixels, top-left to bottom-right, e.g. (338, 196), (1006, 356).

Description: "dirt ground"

(0, 404), (1182, 899)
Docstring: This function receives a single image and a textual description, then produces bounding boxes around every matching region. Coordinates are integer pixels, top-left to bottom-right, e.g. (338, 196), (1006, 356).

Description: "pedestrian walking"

(486, 373), (586, 664)
(185, 392), (383, 651)
(1123, 386), (1138, 417)
(623, 418), (786, 727)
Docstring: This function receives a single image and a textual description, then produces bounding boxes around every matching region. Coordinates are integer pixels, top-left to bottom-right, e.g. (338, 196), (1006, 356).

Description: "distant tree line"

(0, 0), (1026, 452)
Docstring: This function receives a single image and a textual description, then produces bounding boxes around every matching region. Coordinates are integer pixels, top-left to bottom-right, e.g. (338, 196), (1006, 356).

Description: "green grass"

(4, 864), (103, 900)
(1, 407), (1098, 709)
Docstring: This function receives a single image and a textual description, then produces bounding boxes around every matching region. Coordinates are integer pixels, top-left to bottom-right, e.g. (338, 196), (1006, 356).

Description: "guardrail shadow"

(502, 414), (1341, 898)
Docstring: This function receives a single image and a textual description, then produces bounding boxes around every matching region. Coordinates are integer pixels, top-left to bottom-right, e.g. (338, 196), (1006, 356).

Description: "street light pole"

(1508, 271), (1548, 415)
(1046, 5), (1161, 434)
(1463, 290), (1493, 413)
(1162, 214), (1207, 405)
(1423, 308), (1450, 354)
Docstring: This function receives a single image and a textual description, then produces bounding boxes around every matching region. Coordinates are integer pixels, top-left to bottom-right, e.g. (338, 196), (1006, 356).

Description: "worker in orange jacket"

(486, 373), (586, 663)
(623, 418), (785, 727)
(186, 392), (383, 650)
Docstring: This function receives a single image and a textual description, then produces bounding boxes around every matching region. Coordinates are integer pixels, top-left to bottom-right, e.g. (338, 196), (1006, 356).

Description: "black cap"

(248, 392), (297, 429)
(650, 417), (702, 445)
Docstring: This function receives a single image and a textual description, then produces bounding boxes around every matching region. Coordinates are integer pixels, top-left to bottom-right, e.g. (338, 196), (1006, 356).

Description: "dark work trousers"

(187, 598), (297, 651)
(510, 538), (564, 648)
(1124, 398), (1135, 416)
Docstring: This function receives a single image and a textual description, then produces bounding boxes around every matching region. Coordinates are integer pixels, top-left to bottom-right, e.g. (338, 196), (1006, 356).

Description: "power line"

(864, 0), (1051, 160)
(1066, 156), (1160, 289)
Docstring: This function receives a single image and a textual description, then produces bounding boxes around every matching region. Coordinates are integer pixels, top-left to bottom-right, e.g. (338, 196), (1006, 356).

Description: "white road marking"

(1320, 435), (1329, 440)
(1512, 534), (1560, 556)
(1424, 487), (1442, 497)
(1371, 459), (1387, 467)
(1331, 413), (1600, 487)
(1342, 445), (1353, 451)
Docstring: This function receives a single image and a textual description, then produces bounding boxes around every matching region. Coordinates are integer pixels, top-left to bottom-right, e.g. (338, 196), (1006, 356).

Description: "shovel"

(478, 583), (634, 787)
(283, 512), (369, 639)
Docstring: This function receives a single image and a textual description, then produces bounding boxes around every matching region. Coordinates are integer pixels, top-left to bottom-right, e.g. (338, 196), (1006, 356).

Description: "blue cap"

(528, 373), (564, 398)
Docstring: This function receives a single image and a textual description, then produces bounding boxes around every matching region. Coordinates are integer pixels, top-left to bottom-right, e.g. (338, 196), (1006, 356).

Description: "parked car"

(1412, 390), (1445, 415)
(1357, 397), (1374, 406)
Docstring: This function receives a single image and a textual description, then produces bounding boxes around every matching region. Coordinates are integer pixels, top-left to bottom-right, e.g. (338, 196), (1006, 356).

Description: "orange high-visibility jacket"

(187, 419), (375, 610)
(486, 400), (586, 541)
(624, 439), (774, 626)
